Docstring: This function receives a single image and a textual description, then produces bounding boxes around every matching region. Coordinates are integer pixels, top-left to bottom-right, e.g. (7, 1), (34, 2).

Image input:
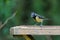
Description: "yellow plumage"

(31, 12), (45, 26)
(23, 35), (31, 40)
(36, 16), (43, 23)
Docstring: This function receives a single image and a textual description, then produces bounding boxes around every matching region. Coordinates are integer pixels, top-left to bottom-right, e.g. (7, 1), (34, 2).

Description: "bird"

(31, 12), (48, 27)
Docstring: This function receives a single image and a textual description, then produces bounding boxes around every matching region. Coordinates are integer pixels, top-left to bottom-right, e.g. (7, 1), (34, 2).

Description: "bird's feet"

(40, 24), (43, 27)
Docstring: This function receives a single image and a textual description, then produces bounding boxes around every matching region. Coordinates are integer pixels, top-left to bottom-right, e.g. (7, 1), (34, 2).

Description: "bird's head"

(31, 12), (37, 17)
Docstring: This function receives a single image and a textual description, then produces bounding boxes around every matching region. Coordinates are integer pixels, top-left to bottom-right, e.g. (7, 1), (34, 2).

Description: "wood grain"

(10, 25), (60, 35)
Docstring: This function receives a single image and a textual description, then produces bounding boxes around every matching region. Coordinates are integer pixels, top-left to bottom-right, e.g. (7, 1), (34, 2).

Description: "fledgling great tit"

(31, 12), (48, 26)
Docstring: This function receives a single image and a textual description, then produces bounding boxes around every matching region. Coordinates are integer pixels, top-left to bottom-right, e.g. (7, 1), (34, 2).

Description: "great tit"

(31, 12), (47, 26)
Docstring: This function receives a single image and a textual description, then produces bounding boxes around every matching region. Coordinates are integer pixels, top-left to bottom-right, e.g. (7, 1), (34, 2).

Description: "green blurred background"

(0, 0), (60, 40)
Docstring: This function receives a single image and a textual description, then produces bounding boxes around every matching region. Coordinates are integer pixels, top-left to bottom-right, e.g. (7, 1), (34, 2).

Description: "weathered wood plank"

(10, 25), (60, 35)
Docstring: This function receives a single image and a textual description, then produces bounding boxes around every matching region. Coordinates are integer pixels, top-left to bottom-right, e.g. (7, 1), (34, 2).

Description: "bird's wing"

(37, 15), (45, 19)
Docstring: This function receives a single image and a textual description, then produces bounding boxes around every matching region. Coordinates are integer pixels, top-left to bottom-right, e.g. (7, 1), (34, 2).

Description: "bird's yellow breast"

(36, 16), (43, 22)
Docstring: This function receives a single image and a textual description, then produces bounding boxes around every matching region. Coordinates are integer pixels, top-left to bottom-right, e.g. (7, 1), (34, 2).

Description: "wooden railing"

(10, 25), (60, 40)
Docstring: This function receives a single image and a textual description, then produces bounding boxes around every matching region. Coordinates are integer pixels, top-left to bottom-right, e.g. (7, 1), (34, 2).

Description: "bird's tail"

(44, 18), (49, 20)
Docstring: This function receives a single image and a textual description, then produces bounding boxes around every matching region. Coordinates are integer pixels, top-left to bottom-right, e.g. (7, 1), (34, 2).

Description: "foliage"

(0, 0), (60, 40)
